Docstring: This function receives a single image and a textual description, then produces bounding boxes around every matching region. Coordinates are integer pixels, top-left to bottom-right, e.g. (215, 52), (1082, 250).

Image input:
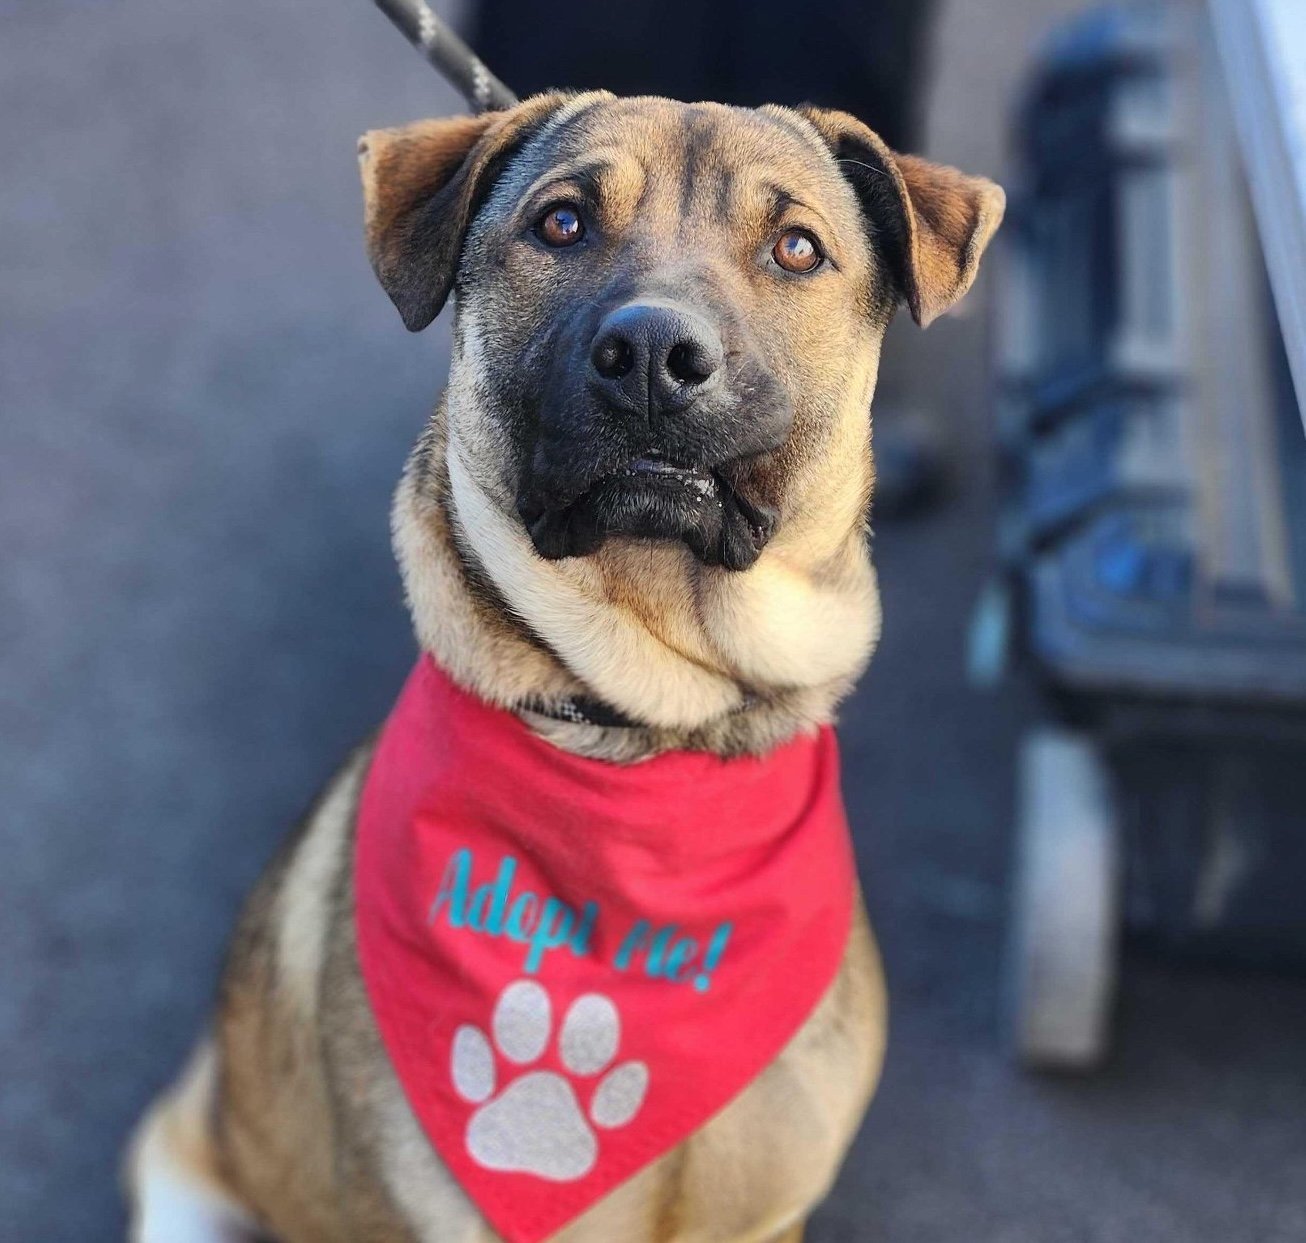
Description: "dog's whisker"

(837, 157), (889, 181)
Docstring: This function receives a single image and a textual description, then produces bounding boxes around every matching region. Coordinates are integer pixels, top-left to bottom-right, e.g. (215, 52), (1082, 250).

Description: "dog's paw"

(450, 980), (649, 1181)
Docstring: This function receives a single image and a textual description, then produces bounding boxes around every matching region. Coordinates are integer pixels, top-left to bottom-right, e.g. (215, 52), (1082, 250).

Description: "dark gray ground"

(4, 1), (1305, 1240)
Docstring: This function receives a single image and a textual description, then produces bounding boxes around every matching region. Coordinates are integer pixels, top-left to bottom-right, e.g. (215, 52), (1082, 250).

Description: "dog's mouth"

(622, 453), (715, 487)
(519, 451), (777, 571)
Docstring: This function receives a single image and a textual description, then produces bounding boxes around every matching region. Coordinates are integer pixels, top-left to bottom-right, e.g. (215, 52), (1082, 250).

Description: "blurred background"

(4, 0), (1305, 1238)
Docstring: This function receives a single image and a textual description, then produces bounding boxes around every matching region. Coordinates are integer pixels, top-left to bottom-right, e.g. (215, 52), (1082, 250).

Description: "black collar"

(517, 690), (759, 731)
(516, 695), (642, 729)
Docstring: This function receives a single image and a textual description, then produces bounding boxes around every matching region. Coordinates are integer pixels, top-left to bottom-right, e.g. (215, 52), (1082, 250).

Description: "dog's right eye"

(535, 205), (586, 248)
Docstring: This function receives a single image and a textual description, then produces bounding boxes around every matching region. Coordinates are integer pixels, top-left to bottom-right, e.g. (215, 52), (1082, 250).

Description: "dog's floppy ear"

(797, 107), (1005, 327)
(359, 94), (568, 331)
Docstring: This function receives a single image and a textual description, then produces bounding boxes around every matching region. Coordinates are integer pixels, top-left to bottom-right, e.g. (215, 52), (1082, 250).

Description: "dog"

(126, 91), (1002, 1243)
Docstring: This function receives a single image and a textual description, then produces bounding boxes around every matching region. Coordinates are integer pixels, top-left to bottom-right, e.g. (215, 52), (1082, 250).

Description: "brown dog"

(126, 92), (1002, 1242)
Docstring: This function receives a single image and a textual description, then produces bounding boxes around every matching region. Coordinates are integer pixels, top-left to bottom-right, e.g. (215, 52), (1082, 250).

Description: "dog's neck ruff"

(356, 657), (856, 1243)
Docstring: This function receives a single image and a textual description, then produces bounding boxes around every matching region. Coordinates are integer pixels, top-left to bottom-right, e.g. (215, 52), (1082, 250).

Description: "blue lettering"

(427, 848), (472, 928)
(524, 898), (574, 973)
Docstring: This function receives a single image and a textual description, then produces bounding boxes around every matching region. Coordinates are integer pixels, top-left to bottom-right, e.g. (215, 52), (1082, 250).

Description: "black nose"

(589, 301), (724, 416)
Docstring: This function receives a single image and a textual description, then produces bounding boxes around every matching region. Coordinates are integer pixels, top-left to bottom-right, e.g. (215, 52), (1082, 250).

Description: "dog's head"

(360, 94), (1003, 573)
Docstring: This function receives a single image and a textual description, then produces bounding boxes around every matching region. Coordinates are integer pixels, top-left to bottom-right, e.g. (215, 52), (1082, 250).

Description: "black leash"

(372, 0), (517, 113)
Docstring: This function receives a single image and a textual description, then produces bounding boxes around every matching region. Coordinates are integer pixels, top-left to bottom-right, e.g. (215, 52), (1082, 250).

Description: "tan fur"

(127, 93), (1002, 1241)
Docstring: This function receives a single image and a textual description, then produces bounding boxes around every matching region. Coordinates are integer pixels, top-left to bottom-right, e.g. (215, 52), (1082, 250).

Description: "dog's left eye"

(535, 204), (586, 248)
(772, 229), (823, 274)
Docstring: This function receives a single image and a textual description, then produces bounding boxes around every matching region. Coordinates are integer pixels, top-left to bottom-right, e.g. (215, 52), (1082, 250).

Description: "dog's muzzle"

(515, 297), (789, 571)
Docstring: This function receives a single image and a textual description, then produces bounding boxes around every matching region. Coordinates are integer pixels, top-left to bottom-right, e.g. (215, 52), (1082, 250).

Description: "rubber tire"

(1008, 727), (1121, 1070)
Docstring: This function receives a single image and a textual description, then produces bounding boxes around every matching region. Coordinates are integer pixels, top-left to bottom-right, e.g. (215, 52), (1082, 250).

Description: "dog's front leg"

(126, 1040), (263, 1243)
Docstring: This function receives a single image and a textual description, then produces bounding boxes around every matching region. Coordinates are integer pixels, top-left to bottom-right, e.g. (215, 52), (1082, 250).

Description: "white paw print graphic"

(451, 980), (649, 1181)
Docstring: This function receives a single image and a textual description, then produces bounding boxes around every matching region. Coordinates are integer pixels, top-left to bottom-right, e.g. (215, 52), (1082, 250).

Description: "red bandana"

(356, 658), (856, 1243)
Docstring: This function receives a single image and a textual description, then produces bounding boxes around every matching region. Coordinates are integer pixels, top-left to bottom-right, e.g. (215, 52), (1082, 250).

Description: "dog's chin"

(521, 459), (777, 571)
